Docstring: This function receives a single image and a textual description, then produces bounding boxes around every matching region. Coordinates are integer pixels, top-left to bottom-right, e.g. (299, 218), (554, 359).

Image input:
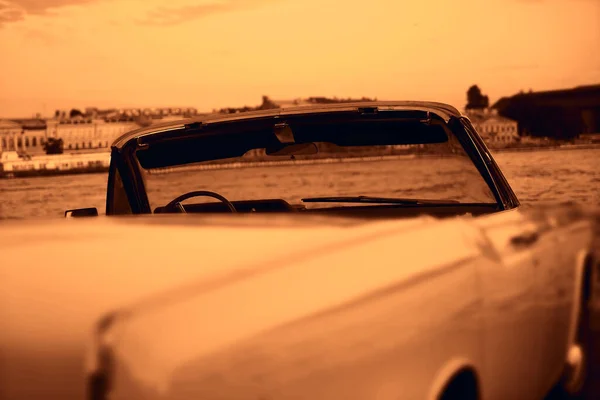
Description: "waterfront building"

(14, 119), (48, 155)
(0, 119), (48, 155)
(465, 108), (519, 147)
(1, 106), (199, 157)
(46, 118), (141, 152)
(0, 119), (23, 153)
(0, 118), (140, 155)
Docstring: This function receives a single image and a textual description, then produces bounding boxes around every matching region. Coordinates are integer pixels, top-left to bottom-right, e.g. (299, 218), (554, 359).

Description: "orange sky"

(0, 0), (599, 118)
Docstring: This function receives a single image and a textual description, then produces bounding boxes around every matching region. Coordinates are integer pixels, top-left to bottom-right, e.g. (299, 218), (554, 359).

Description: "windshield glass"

(136, 118), (496, 211)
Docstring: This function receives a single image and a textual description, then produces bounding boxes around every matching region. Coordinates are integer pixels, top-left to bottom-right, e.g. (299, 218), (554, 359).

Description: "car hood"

(0, 213), (451, 399)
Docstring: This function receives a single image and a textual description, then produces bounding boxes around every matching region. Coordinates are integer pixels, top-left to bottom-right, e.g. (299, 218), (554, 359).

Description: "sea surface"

(0, 147), (599, 220)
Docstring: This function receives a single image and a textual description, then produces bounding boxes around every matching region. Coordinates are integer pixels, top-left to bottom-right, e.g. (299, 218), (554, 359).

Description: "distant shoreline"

(2, 143), (599, 179)
(490, 143), (600, 153)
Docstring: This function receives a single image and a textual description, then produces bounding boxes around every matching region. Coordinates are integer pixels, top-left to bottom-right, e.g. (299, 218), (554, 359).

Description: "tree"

(258, 96), (279, 110)
(69, 108), (84, 118)
(43, 138), (64, 155)
(135, 116), (154, 127)
(466, 85), (489, 110)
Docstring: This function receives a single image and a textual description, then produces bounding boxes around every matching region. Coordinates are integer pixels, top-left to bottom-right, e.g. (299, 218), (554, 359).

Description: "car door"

(522, 211), (569, 395)
(534, 208), (594, 393)
(474, 210), (545, 400)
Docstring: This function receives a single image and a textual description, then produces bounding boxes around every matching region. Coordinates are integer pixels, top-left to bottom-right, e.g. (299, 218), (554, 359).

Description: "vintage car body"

(1, 102), (597, 400)
(77, 102), (596, 399)
(78, 206), (596, 400)
(0, 207), (595, 400)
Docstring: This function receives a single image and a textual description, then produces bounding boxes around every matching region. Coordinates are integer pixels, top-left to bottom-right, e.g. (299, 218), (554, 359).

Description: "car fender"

(566, 249), (594, 350)
(426, 357), (480, 400)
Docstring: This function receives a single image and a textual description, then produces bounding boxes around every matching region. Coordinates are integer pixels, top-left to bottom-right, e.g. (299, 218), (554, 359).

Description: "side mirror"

(65, 207), (99, 218)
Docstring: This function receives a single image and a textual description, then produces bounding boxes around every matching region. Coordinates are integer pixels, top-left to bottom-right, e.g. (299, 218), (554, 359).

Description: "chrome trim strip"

(459, 117), (506, 209)
(112, 101), (462, 149)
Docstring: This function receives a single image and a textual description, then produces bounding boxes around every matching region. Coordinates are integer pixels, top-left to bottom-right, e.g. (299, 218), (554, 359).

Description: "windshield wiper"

(301, 196), (460, 205)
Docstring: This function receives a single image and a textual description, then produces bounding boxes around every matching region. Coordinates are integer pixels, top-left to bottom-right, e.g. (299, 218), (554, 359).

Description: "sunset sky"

(0, 0), (599, 118)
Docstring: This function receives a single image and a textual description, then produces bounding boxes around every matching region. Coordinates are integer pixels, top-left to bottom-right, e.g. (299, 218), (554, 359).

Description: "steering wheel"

(163, 190), (237, 213)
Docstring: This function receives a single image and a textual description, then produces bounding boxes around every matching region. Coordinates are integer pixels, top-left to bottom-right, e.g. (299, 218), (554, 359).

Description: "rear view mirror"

(65, 208), (99, 218)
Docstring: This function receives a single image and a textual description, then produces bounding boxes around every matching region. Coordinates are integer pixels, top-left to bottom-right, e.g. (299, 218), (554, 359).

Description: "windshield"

(136, 118), (496, 212)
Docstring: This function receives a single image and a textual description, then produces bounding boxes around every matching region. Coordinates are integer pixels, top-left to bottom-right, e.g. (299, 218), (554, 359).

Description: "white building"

(465, 109), (519, 147)
(46, 119), (141, 152)
(1, 106), (199, 156)
(0, 120), (22, 153)
(0, 119), (49, 155)
(1, 118), (141, 155)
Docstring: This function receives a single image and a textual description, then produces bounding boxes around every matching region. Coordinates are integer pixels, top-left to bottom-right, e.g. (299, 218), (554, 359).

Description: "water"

(495, 148), (600, 207)
(143, 154), (496, 211)
(0, 148), (598, 220)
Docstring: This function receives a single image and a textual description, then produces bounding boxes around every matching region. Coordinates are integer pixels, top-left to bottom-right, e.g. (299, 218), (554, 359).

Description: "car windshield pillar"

(106, 147), (151, 215)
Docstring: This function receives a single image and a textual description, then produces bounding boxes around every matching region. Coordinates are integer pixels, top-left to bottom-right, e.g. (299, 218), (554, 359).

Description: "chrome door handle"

(510, 231), (539, 246)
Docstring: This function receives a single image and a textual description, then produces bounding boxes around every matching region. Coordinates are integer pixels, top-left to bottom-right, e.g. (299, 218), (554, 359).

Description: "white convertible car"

(1, 102), (597, 400)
